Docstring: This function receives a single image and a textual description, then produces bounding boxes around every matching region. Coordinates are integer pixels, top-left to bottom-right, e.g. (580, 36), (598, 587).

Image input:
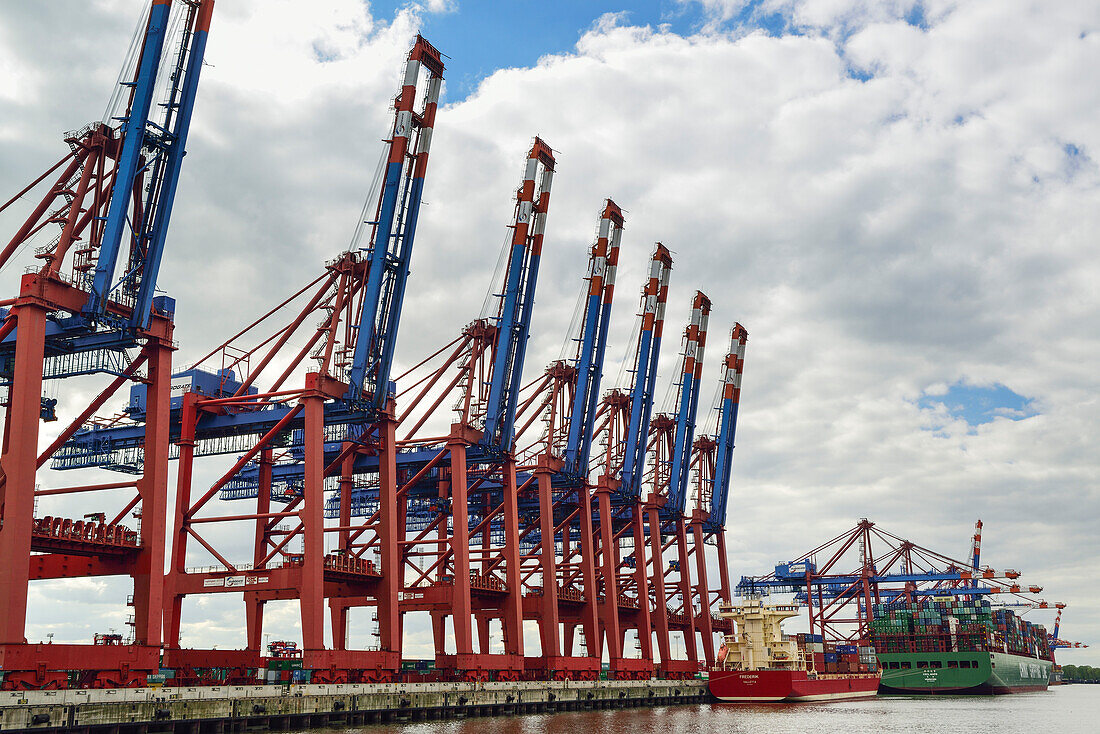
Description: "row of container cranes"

(0, 3), (747, 688)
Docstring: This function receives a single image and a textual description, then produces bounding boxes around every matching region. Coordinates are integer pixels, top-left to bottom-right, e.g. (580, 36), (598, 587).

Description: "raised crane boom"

(562, 200), (622, 477)
(667, 291), (711, 515)
(481, 139), (555, 450)
(346, 36), (444, 408)
(619, 244), (672, 497)
(1, 0), (215, 331)
(710, 323), (748, 524)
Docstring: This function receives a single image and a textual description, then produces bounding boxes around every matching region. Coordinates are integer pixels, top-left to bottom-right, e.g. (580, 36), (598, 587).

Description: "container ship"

(709, 599), (880, 702)
(871, 599), (1053, 694)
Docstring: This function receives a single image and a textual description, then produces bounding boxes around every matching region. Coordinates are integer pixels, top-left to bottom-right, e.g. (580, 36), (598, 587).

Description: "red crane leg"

(338, 446), (354, 552)
(594, 486), (621, 661)
(477, 617), (491, 655)
(500, 459), (524, 664)
(630, 508), (653, 663)
(246, 450), (272, 652)
(536, 469), (561, 658)
(716, 529), (732, 603)
(577, 486), (601, 656)
(300, 392), (325, 653)
(376, 414), (401, 659)
(0, 298), (48, 645)
(447, 439), (474, 662)
(328, 448), (354, 652)
(674, 519), (699, 665)
(646, 506), (671, 665)
(432, 612), (446, 656)
(690, 520), (714, 666)
(131, 329), (174, 648)
(165, 393), (199, 653)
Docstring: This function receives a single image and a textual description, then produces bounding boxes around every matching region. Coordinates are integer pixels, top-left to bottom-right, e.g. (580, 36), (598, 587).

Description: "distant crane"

(737, 520), (1055, 642)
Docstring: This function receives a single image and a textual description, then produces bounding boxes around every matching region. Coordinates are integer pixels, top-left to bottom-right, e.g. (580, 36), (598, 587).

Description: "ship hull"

(877, 651), (1051, 695)
(709, 669), (880, 703)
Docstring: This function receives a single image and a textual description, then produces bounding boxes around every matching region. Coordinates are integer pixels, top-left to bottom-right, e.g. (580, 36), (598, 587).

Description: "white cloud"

(2, 0), (1099, 664)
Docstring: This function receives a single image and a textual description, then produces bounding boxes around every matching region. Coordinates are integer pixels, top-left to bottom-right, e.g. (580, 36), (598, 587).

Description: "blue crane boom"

(562, 200), (623, 477)
(346, 37), (445, 409)
(709, 323), (748, 525)
(481, 139), (555, 450)
(85, 0), (175, 318)
(667, 291), (710, 515)
(127, 1), (214, 330)
(619, 244), (672, 497)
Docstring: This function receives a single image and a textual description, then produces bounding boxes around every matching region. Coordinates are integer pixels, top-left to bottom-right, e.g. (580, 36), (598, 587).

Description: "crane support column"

(0, 293), (48, 645)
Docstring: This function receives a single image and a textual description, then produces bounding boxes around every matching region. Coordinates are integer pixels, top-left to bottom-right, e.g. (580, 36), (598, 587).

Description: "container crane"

(356, 138), (555, 682)
(0, 0), (215, 690)
(587, 244), (672, 679)
(684, 322), (747, 665)
(509, 199), (624, 680)
(51, 34), (445, 685)
(1049, 605), (1088, 650)
(638, 291), (711, 677)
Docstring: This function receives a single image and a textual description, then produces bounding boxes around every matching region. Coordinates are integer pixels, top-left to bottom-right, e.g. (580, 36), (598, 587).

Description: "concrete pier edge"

(0, 679), (709, 732)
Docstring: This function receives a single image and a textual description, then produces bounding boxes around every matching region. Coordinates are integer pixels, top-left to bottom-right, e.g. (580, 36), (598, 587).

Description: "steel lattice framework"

(0, 0), (214, 689)
(736, 519), (1053, 643)
(1, 9), (752, 689)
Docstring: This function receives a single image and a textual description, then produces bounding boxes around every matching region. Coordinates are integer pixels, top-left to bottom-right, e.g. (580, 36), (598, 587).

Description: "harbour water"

(322, 684), (1100, 734)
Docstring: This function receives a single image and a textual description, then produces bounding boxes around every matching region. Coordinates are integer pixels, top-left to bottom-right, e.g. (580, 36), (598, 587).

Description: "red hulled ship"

(708, 600), (880, 703)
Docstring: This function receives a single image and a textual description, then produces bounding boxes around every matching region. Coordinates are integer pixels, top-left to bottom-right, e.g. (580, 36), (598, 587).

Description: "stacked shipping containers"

(870, 600), (1052, 661)
(793, 634), (877, 674)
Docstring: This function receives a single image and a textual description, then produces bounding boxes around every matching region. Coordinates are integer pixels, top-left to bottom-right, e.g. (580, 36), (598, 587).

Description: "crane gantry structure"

(0, 7), (749, 689)
(0, 0), (215, 689)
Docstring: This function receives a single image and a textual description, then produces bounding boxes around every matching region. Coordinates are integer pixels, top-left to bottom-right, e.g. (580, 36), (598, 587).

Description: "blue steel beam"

(129, 1), (215, 330)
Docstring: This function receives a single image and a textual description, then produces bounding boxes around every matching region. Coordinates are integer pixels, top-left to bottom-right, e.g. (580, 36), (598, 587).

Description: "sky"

(0, 0), (1098, 665)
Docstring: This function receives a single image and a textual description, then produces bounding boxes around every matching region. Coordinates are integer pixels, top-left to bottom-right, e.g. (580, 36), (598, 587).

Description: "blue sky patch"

(372, 1), (715, 100)
(919, 382), (1038, 426)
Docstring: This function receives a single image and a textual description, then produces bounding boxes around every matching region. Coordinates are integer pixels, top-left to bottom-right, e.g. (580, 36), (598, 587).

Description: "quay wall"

(0, 679), (708, 733)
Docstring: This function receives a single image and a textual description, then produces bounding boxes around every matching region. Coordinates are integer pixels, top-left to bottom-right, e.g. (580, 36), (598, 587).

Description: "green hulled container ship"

(871, 599), (1054, 694)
